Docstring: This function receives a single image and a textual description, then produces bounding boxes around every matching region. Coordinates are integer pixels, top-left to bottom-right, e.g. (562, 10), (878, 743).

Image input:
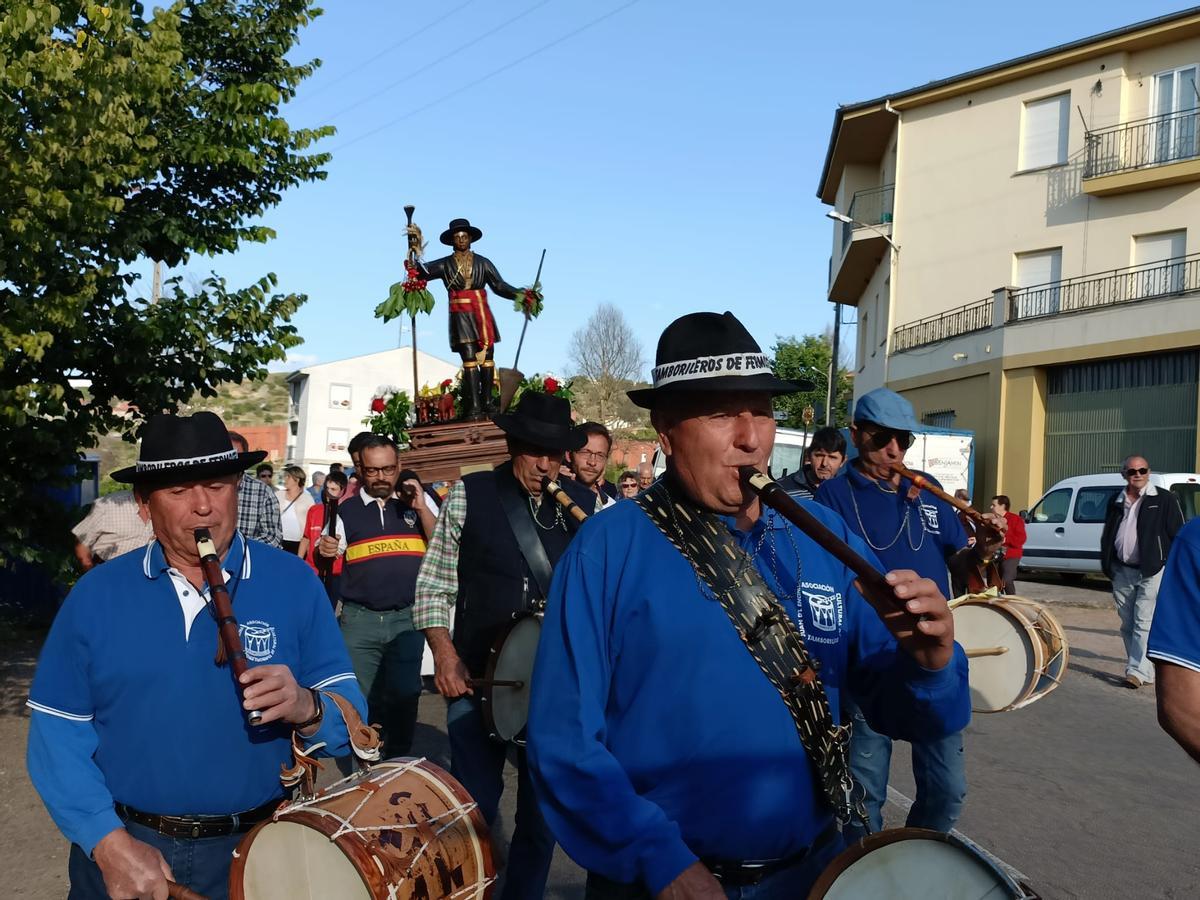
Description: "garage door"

(1043, 350), (1198, 489)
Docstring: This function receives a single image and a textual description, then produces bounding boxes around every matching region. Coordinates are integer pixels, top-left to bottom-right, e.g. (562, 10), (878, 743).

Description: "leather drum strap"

(496, 467), (554, 599)
(635, 480), (866, 827)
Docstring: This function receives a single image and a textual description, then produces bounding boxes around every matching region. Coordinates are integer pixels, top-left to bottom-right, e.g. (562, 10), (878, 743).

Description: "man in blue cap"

(817, 387), (1001, 840)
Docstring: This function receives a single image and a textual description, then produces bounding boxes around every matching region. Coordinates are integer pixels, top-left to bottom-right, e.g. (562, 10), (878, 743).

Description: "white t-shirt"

(278, 490), (315, 543)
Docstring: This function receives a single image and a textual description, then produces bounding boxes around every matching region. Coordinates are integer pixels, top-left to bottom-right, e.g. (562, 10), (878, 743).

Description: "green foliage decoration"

(0, 0), (331, 570)
(363, 389), (412, 446)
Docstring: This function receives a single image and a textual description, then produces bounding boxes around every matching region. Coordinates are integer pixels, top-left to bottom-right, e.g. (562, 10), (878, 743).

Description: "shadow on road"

(1068, 646), (1123, 665)
(1065, 625), (1119, 637)
(1068, 660), (1129, 688)
(0, 626), (42, 717)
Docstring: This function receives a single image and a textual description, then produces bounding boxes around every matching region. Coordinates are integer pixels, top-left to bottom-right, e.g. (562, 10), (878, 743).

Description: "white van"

(1020, 473), (1200, 577)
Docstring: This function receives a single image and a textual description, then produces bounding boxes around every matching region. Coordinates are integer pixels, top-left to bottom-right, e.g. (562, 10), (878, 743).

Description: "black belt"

(115, 798), (280, 839)
(702, 821), (837, 887)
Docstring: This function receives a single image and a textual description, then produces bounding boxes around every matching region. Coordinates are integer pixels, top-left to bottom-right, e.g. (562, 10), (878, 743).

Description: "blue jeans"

(339, 602), (423, 758)
(447, 696), (555, 900)
(842, 703), (966, 840)
(1111, 563), (1161, 683)
(583, 829), (845, 899)
(68, 820), (242, 900)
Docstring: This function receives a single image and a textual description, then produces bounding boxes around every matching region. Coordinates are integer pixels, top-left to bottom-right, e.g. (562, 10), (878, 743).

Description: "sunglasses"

(1124, 467), (1149, 477)
(859, 425), (914, 451)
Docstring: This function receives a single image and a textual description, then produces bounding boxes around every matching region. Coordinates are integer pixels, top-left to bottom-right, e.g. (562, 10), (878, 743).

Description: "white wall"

(290, 347), (460, 469)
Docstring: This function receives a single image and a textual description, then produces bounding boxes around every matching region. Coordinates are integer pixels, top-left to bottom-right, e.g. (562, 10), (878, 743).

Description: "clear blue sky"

(161, 1), (1192, 380)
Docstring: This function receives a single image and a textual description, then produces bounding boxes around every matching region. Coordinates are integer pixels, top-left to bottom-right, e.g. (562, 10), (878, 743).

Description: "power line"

(328, 0), (642, 155)
(293, 0), (480, 108)
(318, 0), (556, 125)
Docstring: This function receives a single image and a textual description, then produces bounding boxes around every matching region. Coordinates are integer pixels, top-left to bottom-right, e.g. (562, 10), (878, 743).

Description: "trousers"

(68, 819), (241, 900)
(841, 702), (966, 841)
(447, 696), (555, 900)
(339, 602), (423, 758)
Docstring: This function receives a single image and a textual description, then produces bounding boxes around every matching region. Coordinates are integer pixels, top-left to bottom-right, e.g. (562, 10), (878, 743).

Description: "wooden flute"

(739, 467), (921, 632)
(542, 476), (589, 523)
(194, 528), (262, 726)
(892, 463), (1003, 543)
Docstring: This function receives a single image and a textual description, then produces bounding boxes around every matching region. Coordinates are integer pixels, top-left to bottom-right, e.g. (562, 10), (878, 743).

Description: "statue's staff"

(511, 248), (546, 374)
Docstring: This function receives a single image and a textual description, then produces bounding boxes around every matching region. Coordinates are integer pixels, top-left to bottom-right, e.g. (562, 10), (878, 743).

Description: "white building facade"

(286, 347), (460, 469)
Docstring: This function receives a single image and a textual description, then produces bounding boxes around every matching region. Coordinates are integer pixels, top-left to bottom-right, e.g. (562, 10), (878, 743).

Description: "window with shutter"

(1020, 93), (1069, 170)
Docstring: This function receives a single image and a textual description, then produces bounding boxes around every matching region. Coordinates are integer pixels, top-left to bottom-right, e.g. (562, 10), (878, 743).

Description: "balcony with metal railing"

(1083, 109), (1200, 195)
(841, 184), (895, 252)
(892, 296), (994, 354)
(828, 184), (895, 304)
(1007, 253), (1200, 323)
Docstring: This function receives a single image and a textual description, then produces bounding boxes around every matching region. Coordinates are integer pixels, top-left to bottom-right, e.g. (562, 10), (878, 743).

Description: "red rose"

(370, 397), (386, 413)
(544, 377), (559, 394)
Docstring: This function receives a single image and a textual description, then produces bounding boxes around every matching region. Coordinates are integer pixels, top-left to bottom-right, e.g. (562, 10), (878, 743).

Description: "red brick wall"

(609, 440), (657, 471)
(230, 424), (287, 462)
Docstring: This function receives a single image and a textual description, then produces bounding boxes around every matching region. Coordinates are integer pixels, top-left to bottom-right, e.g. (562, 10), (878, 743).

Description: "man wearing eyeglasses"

(817, 387), (997, 841)
(1101, 455), (1184, 690)
(317, 433), (436, 759)
(569, 422), (619, 510)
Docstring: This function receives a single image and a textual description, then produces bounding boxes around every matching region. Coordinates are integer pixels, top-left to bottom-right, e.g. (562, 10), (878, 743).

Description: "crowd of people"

(38, 310), (1200, 900)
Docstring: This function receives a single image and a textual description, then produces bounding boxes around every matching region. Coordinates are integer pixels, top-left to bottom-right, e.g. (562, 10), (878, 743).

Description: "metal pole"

(826, 304), (840, 425)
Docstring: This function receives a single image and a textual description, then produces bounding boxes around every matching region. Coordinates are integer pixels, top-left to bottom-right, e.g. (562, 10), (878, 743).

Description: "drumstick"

(542, 476), (588, 523)
(467, 678), (526, 689)
(965, 646), (1010, 658)
(740, 467), (921, 631)
(168, 881), (209, 900)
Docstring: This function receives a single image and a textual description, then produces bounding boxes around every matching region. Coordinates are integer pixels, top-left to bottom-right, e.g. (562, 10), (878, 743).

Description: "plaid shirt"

(237, 473), (282, 547)
(412, 481), (468, 631)
(72, 491), (154, 560)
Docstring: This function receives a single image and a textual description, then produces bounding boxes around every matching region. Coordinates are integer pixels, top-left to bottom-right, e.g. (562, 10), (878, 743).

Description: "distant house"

(286, 347), (460, 469)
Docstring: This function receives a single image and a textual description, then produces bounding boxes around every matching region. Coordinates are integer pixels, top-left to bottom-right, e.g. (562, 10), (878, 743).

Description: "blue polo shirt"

(526, 497), (970, 893)
(26, 534), (365, 856)
(816, 464), (966, 598)
(1149, 518), (1200, 672)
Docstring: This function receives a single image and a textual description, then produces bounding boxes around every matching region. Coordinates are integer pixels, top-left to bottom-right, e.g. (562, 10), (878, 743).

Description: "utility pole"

(826, 303), (840, 425)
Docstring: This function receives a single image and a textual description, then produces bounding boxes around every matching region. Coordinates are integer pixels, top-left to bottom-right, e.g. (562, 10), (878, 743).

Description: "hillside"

(92, 373), (291, 486)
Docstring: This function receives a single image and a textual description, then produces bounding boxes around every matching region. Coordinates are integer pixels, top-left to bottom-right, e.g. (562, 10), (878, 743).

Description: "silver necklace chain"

(528, 494), (565, 531)
(848, 477), (929, 552)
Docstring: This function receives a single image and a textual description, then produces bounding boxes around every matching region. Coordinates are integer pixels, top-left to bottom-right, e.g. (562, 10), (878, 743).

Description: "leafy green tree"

(0, 0), (330, 569)
(771, 332), (854, 429)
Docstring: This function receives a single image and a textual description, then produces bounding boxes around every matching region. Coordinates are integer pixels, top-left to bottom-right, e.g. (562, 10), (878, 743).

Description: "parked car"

(1020, 472), (1200, 577)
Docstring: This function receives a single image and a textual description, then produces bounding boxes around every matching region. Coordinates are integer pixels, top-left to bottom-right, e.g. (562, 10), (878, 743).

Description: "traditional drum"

(229, 758), (495, 900)
(809, 828), (1040, 899)
(477, 612), (542, 744)
(950, 594), (1069, 713)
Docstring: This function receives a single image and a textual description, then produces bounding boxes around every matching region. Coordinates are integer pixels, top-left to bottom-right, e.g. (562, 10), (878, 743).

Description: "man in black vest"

(317, 434), (435, 759)
(414, 391), (596, 900)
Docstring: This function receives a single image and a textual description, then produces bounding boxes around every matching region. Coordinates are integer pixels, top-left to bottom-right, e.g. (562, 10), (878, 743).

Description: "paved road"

(7, 577), (1199, 898)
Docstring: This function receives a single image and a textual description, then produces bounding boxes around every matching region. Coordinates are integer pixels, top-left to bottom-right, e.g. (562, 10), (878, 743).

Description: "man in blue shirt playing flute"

(527, 312), (971, 899)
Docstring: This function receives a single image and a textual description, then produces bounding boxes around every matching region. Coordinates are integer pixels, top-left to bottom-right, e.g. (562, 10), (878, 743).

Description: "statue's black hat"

(627, 311), (809, 409)
(440, 218), (483, 246)
(111, 411), (267, 484)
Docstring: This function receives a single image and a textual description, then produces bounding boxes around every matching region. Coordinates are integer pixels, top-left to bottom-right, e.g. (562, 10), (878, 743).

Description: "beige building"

(820, 7), (1200, 510)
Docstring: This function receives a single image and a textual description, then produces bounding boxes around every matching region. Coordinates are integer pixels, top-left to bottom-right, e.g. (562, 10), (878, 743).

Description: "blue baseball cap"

(853, 388), (920, 431)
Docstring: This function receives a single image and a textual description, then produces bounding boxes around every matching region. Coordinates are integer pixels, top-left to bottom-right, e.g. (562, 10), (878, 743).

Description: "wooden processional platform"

(399, 420), (509, 485)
